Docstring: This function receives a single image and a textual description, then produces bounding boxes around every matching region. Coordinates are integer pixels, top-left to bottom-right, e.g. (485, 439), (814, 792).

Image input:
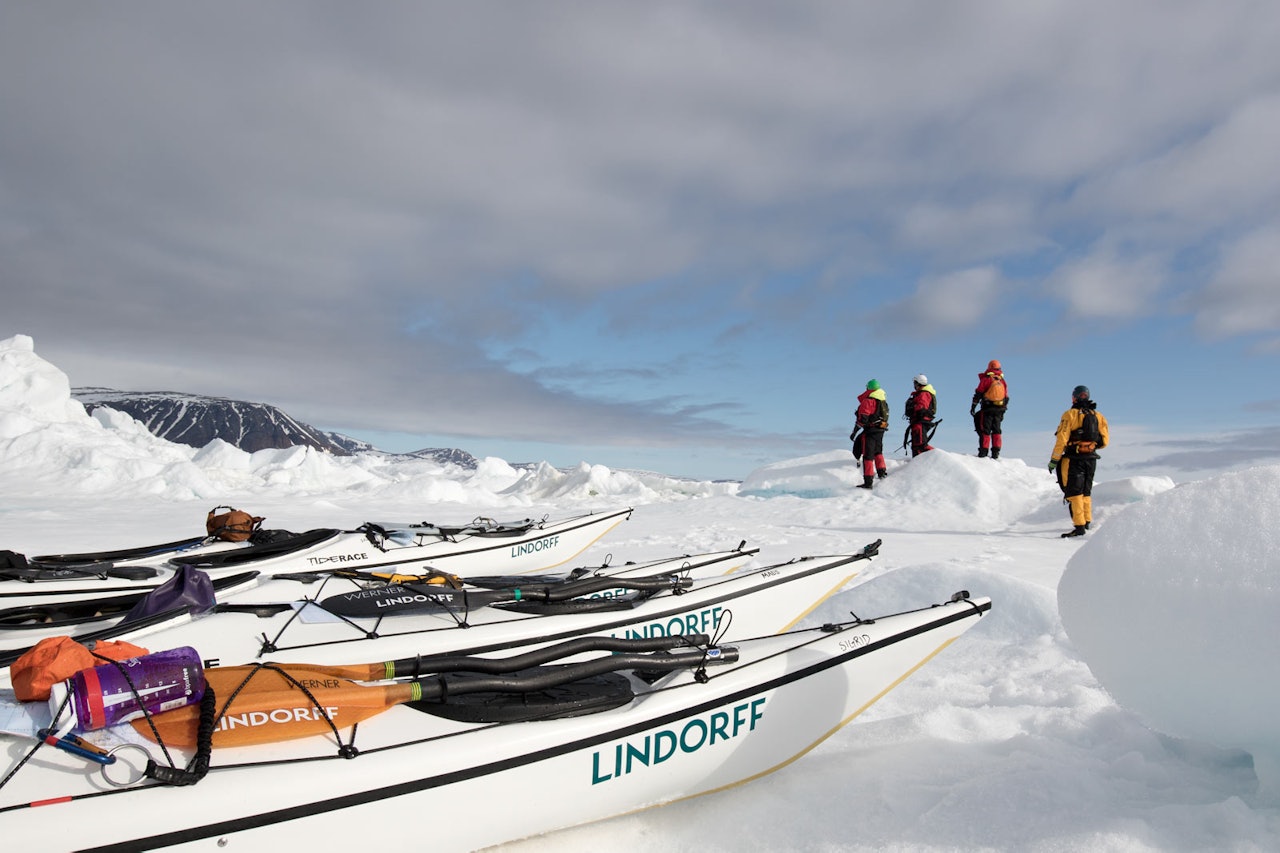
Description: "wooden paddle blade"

(131, 669), (417, 748)
(216, 660), (391, 683)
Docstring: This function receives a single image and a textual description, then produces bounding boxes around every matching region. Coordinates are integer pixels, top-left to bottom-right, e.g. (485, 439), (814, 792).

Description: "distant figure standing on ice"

(904, 374), (937, 457)
(971, 359), (1008, 459)
(1049, 385), (1109, 538)
(851, 380), (889, 490)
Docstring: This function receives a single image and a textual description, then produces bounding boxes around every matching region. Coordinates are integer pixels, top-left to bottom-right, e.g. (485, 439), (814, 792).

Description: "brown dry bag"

(206, 505), (265, 542)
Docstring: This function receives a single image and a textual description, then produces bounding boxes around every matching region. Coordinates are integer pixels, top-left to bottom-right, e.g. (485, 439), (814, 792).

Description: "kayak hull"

(0, 594), (991, 852)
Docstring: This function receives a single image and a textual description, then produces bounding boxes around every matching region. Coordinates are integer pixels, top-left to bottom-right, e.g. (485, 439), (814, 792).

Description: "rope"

(0, 688), (73, 792)
(145, 686), (216, 786)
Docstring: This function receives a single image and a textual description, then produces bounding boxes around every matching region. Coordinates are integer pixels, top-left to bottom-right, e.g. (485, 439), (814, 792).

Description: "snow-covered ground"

(2, 333), (1277, 851)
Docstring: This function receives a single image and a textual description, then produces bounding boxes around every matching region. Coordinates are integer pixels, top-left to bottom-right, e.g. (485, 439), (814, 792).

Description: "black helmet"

(1072, 385), (1090, 402)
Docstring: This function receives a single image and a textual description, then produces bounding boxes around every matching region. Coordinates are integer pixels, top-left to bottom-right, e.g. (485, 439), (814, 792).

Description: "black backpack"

(1080, 410), (1100, 442)
(1072, 407), (1101, 452)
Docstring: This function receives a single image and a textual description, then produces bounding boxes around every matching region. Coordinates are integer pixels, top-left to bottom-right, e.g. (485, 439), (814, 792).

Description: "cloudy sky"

(5, 2), (1280, 479)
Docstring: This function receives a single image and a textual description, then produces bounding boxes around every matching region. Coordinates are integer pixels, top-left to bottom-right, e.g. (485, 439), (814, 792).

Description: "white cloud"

(1069, 95), (1280, 230)
(1195, 226), (1280, 339)
(1044, 251), (1166, 320)
(872, 265), (1006, 337)
(895, 197), (1044, 259)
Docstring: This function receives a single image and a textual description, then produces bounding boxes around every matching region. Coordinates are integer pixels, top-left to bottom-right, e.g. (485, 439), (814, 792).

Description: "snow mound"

(0, 335), (735, 507)
(1058, 465), (1280, 796)
(0, 334), (86, 429)
(1091, 474), (1178, 504)
(742, 449), (1063, 531)
(739, 450), (866, 498)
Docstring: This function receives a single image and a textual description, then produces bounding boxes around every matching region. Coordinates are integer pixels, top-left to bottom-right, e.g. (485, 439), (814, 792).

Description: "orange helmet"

(987, 359), (1002, 371)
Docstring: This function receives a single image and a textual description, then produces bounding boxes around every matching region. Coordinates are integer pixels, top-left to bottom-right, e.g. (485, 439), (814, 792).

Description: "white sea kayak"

(0, 589), (991, 852)
(0, 508), (634, 612)
(0, 544), (876, 683)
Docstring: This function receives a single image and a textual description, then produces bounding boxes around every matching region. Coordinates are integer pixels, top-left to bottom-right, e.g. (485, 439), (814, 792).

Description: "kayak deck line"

(242, 552), (871, 660)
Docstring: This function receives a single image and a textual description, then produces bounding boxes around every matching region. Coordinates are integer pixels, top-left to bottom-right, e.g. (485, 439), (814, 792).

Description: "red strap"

(80, 666), (106, 729)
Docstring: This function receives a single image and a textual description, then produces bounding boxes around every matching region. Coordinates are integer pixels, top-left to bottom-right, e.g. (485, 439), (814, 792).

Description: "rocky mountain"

(395, 447), (481, 468)
(72, 388), (477, 468)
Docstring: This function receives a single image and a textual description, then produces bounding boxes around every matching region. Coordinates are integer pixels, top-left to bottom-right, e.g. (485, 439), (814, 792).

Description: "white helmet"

(913, 374), (928, 386)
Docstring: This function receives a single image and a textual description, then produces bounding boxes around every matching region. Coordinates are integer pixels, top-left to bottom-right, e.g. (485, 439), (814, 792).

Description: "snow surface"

(2, 333), (1278, 851)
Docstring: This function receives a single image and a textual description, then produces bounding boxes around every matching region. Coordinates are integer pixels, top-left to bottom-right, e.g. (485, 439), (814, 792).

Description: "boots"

(977, 447), (988, 458)
(1061, 525), (1086, 538)
(877, 469), (888, 480)
(857, 475), (874, 490)
(990, 447), (1000, 459)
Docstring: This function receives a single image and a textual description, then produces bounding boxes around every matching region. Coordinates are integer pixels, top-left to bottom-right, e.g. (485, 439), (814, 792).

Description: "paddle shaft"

(133, 646), (735, 748)
(223, 632), (715, 683)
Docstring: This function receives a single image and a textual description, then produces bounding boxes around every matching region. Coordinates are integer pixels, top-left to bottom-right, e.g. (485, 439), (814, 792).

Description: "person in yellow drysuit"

(1048, 385), (1110, 538)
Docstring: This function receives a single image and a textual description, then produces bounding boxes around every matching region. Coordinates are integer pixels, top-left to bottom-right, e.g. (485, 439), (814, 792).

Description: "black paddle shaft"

(408, 645), (740, 701)
(321, 572), (692, 618)
(377, 633), (716, 678)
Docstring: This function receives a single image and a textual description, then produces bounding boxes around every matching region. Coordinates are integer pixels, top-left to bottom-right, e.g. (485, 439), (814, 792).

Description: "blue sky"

(4, 2), (1280, 480)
